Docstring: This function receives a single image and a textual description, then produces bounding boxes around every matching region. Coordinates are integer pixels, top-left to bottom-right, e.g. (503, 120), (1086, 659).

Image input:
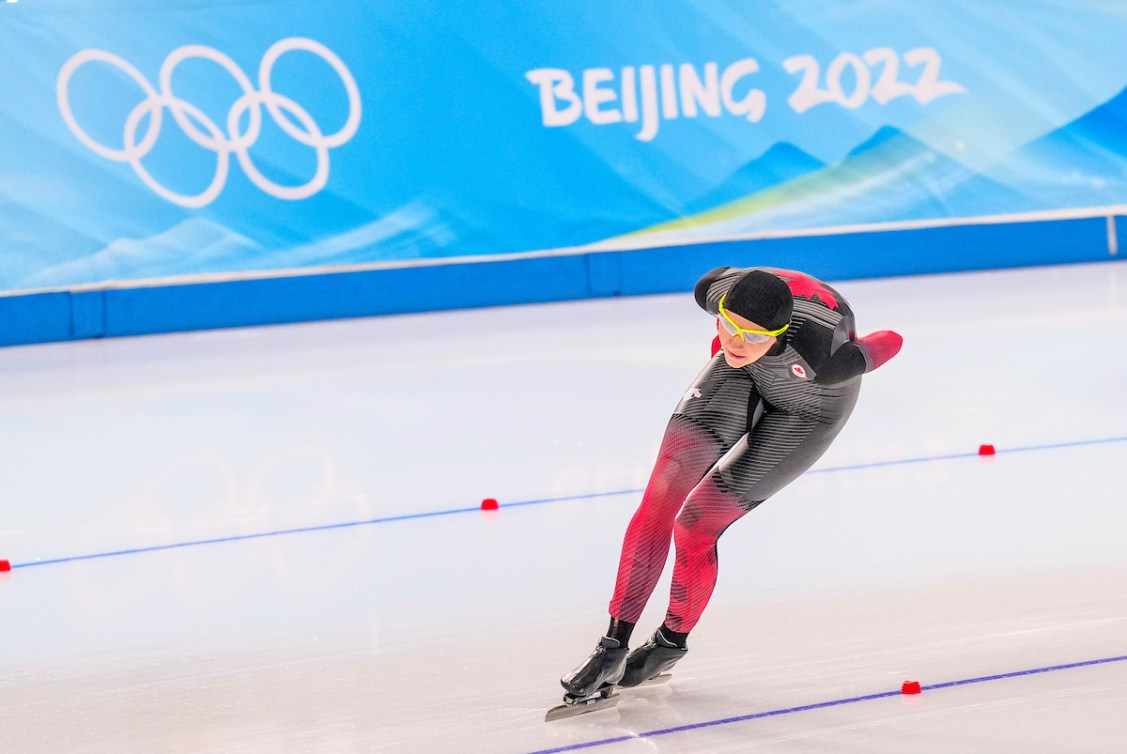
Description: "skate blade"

(619, 673), (673, 691)
(544, 692), (620, 722)
(640, 673), (672, 687)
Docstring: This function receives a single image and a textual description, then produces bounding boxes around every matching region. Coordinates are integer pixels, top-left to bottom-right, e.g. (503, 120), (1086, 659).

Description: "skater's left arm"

(813, 330), (904, 384)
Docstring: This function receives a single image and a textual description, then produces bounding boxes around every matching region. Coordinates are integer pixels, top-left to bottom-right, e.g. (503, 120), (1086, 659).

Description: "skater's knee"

(652, 454), (689, 491)
(672, 509), (719, 553)
(641, 455), (697, 513)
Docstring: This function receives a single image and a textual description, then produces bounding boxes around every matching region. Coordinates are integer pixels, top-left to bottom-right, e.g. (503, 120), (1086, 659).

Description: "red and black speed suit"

(607, 266), (902, 633)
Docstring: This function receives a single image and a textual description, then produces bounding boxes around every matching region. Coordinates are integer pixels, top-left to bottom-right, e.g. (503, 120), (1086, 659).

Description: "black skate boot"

(618, 628), (687, 687)
(560, 636), (628, 697)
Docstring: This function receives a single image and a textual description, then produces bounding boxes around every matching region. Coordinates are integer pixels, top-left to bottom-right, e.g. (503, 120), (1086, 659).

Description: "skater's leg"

(663, 475), (759, 633)
(607, 415), (723, 625)
(663, 378), (862, 634)
(608, 355), (756, 625)
(617, 481), (747, 689)
(619, 391), (859, 687)
(563, 357), (753, 696)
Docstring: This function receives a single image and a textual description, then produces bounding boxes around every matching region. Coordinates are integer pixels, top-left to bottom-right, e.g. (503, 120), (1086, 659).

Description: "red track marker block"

(0, 560), (10, 572)
(901, 680), (922, 695)
(978, 444), (996, 456)
(481, 498), (499, 511)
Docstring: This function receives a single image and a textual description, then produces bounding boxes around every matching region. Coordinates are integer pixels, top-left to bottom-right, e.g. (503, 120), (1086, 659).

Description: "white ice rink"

(1, 261), (1126, 753)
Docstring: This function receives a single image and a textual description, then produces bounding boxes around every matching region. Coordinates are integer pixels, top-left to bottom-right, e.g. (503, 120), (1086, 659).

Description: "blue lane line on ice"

(528, 654), (1127, 754)
(6, 490), (639, 570)
(811, 434), (1127, 472)
(8, 434), (1127, 570)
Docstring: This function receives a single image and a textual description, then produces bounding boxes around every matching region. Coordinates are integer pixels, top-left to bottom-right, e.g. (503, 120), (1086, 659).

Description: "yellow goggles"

(718, 294), (789, 343)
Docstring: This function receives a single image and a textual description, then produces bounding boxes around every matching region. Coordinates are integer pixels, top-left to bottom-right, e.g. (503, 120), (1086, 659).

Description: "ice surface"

(1, 261), (1125, 752)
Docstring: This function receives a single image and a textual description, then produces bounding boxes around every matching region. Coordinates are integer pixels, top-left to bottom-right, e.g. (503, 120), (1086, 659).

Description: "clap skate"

(547, 636), (627, 721)
(545, 674), (674, 721)
(546, 636), (675, 721)
(618, 628), (687, 687)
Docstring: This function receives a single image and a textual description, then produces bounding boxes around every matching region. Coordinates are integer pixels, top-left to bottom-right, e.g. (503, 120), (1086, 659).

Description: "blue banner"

(2, 0), (1127, 293)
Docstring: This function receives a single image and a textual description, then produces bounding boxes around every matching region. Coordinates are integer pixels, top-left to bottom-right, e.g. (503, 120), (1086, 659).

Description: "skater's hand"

(857, 330), (903, 371)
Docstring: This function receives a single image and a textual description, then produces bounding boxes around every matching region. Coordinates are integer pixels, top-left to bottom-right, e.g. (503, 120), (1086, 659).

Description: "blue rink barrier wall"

(0, 216), (1122, 348)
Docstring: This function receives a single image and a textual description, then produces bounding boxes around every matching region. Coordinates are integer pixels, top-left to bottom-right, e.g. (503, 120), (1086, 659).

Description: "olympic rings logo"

(57, 38), (361, 208)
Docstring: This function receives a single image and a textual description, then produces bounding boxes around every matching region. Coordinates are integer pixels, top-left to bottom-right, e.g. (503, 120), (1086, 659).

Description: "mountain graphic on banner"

(683, 142), (824, 215)
(986, 83), (1127, 208)
(17, 205), (457, 289)
(834, 126), (1031, 219)
(613, 125), (1027, 245)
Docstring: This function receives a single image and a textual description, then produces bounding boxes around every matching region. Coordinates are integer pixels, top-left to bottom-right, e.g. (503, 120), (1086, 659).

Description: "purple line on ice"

(528, 654), (1127, 754)
(8, 434), (1127, 570)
